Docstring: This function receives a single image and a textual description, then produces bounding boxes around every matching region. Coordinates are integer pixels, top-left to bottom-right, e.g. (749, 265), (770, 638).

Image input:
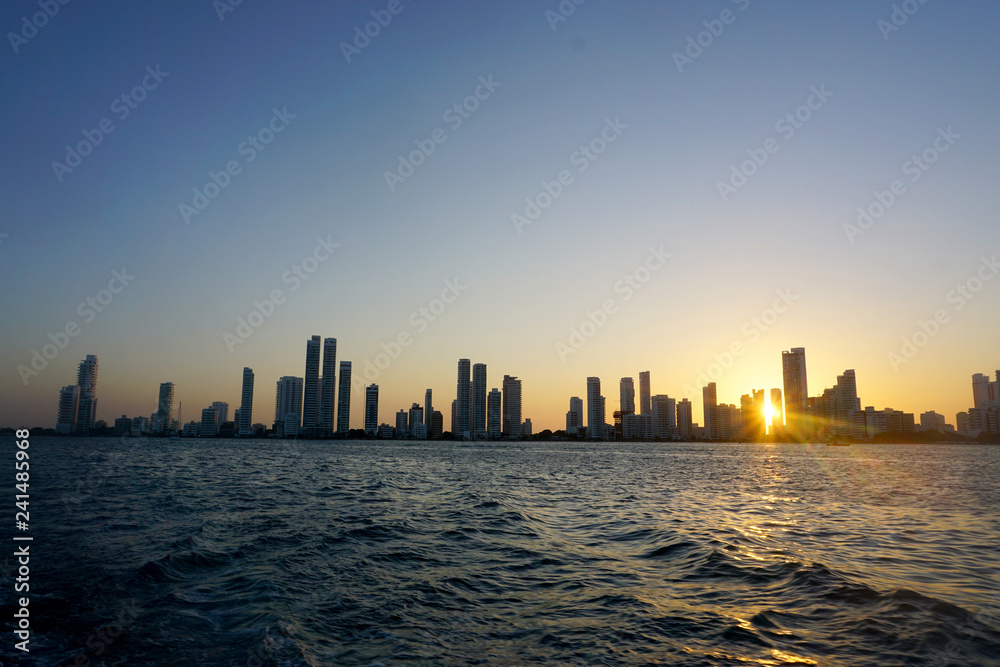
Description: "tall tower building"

(75, 355), (99, 432)
(156, 382), (175, 434)
(456, 359), (471, 439)
(676, 399), (693, 440)
(502, 375), (522, 437)
(56, 385), (80, 434)
(275, 376), (303, 431)
(450, 399), (457, 435)
(639, 371), (651, 416)
(365, 384), (379, 435)
(781, 347), (808, 437)
(320, 338), (338, 435)
(703, 383), (718, 440)
(337, 361), (352, 435)
(472, 363), (487, 440)
(487, 388), (502, 439)
(566, 396), (583, 435)
(424, 388), (433, 427)
(239, 367), (254, 437)
(587, 377), (604, 440)
(303, 336), (321, 430)
(651, 394), (676, 439)
(620, 377), (635, 416)
(973, 373), (993, 409)
(836, 369), (860, 434)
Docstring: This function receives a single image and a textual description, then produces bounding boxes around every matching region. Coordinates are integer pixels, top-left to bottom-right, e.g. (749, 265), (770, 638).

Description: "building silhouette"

(502, 375), (522, 437)
(238, 368), (254, 436)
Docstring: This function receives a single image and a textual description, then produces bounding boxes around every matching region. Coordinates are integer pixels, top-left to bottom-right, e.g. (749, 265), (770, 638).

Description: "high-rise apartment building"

(157, 382), (174, 434)
(566, 396), (583, 435)
(424, 389), (433, 428)
(303, 336), (321, 430)
(211, 401), (229, 424)
(651, 394), (676, 439)
(473, 363), (487, 440)
(502, 375), (522, 437)
(587, 377), (605, 440)
(75, 355), (99, 432)
(56, 385), (80, 434)
(781, 347), (808, 436)
(320, 338), (338, 435)
(337, 361), (352, 434)
(488, 388), (502, 439)
(677, 399), (692, 440)
(365, 384), (379, 435)
(275, 376), (303, 432)
(639, 371), (651, 416)
(702, 383), (718, 440)
(239, 367), (254, 436)
(456, 359), (471, 439)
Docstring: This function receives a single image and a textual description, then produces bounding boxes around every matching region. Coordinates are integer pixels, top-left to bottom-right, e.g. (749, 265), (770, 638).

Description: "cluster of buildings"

(573, 349), (1000, 442)
(51, 344), (999, 442)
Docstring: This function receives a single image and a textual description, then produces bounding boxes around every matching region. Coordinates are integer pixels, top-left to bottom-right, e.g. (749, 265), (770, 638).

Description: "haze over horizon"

(2, 0), (998, 431)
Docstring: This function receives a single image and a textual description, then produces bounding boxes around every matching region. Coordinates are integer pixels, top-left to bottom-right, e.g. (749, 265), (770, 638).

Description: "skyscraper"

(408, 403), (424, 436)
(320, 337), (338, 435)
(782, 347), (808, 437)
(75, 355), (99, 432)
(157, 381), (174, 434)
(456, 359), (471, 439)
(566, 396), (583, 435)
(365, 384), (379, 435)
(56, 385), (79, 434)
(424, 388), (432, 427)
(303, 335), (321, 430)
(651, 394), (676, 439)
(836, 369), (860, 435)
(472, 362), (487, 440)
(337, 361), (352, 435)
(676, 399), (692, 440)
(620, 377), (636, 439)
(200, 407), (219, 437)
(488, 388), (502, 439)
(639, 371), (651, 416)
(275, 376), (303, 432)
(703, 383), (718, 440)
(239, 367), (254, 437)
(502, 375), (522, 437)
(587, 377), (604, 440)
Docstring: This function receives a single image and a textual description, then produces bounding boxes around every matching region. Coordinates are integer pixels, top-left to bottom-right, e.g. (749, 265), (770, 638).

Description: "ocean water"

(2, 437), (999, 666)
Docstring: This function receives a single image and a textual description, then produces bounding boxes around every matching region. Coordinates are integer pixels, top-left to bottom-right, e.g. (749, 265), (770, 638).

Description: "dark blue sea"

(2, 437), (999, 666)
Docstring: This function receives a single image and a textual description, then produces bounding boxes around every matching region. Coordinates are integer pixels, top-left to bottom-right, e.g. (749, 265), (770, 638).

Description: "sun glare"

(763, 399), (775, 433)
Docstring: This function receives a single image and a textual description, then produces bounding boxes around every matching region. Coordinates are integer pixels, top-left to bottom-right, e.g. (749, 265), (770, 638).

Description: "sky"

(1, 0), (998, 432)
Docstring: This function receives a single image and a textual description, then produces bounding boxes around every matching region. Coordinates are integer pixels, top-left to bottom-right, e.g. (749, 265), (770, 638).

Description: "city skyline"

(16, 339), (1000, 439)
(2, 2), (998, 435)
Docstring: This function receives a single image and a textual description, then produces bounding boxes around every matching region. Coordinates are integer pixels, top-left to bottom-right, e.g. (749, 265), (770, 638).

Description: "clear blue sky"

(2, 0), (998, 430)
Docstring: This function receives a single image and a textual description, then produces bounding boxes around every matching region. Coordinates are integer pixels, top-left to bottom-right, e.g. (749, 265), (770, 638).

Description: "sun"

(763, 399), (775, 432)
